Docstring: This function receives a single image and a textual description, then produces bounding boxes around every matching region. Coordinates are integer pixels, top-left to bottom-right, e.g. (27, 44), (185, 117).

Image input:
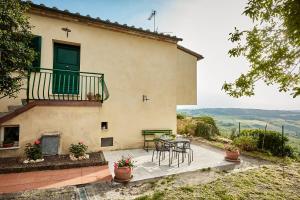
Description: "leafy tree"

(176, 113), (186, 120)
(0, 0), (35, 98)
(223, 0), (300, 98)
(192, 116), (219, 135)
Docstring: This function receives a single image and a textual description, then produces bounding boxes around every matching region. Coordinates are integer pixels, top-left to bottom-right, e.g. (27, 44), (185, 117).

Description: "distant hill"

(177, 108), (300, 152)
(178, 108), (300, 121)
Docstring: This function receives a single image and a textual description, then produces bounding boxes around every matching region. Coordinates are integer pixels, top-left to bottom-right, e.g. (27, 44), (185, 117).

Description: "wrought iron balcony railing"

(26, 67), (109, 103)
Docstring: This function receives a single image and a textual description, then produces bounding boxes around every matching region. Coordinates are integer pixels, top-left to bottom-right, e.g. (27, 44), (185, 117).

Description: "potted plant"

(69, 142), (89, 161)
(224, 144), (240, 161)
(3, 138), (14, 148)
(94, 93), (102, 101)
(86, 92), (94, 101)
(114, 156), (135, 182)
(23, 139), (44, 163)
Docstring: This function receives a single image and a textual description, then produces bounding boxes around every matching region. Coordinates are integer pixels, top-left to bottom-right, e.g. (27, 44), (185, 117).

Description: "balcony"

(26, 67), (109, 104)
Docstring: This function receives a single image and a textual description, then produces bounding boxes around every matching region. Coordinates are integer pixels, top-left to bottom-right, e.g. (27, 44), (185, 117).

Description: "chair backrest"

(154, 139), (170, 150)
(177, 141), (190, 150)
(154, 139), (163, 150)
(160, 134), (171, 140)
(183, 142), (191, 149)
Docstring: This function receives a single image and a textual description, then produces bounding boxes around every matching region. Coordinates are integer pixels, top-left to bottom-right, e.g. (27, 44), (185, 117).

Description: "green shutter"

(31, 36), (42, 71)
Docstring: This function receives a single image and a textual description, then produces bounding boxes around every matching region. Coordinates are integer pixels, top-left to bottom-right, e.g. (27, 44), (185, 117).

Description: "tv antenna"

(148, 10), (157, 32)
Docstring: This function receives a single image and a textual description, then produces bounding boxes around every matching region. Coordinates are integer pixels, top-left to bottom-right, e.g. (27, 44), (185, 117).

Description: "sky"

(31, 0), (300, 110)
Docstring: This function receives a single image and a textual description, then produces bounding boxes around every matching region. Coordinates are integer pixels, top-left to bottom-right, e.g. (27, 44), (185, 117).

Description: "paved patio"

(104, 144), (234, 181)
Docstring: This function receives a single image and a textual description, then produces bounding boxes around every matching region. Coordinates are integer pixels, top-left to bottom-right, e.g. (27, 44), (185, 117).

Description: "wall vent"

(101, 137), (113, 147)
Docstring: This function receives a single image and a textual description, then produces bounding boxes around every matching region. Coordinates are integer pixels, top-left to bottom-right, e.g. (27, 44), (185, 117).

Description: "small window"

(101, 137), (113, 147)
(1, 126), (19, 148)
(101, 122), (108, 130)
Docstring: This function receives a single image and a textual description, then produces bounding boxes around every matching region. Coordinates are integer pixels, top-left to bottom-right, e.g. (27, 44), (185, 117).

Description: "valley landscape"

(177, 108), (300, 153)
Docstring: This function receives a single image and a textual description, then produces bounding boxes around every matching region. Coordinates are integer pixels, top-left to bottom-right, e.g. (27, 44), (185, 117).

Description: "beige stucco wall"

(0, 104), (176, 157)
(0, 13), (197, 157)
(176, 49), (198, 105)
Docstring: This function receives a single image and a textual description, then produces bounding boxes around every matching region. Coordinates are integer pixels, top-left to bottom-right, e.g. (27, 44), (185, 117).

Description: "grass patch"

(152, 191), (166, 200)
(160, 180), (166, 185)
(180, 186), (194, 193)
(148, 181), (156, 188)
(165, 175), (175, 182)
(201, 167), (211, 172)
(136, 163), (300, 200)
(135, 195), (150, 200)
(135, 191), (165, 200)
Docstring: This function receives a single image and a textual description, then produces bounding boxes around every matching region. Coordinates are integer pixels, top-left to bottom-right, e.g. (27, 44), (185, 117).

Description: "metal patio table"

(159, 137), (192, 166)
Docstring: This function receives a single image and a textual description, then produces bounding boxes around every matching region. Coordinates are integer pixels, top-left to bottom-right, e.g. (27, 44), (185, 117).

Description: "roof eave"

(177, 45), (204, 61)
(27, 3), (183, 43)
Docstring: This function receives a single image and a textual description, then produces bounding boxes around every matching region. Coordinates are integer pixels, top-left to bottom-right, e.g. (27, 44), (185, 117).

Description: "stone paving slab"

(104, 144), (234, 182)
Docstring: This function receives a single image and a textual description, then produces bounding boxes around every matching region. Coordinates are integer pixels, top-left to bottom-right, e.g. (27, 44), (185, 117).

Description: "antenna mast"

(147, 10), (157, 32)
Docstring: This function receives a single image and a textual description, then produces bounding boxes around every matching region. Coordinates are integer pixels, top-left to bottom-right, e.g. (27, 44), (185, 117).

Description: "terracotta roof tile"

(27, 2), (183, 42)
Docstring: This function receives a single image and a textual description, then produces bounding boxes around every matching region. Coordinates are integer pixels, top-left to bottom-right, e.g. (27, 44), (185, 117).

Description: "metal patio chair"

(152, 139), (173, 166)
(173, 141), (193, 167)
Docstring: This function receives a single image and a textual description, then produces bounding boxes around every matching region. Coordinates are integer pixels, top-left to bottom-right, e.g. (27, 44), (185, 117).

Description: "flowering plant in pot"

(3, 138), (14, 148)
(69, 142), (89, 161)
(224, 144), (240, 161)
(23, 139), (44, 163)
(114, 156), (135, 182)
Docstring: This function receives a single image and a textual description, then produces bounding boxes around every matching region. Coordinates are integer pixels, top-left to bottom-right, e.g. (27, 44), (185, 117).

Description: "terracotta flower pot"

(114, 167), (132, 181)
(225, 150), (240, 160)
(3, 143), (14, 148)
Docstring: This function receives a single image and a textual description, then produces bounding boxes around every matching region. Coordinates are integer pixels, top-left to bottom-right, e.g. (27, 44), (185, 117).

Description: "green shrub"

(184, 123), (197, 136)
(193, 116), (219, 140)
(239, 129), (294, 157)
(282, 145), (295, 158)
(69, 142), (88, 158)
(24, 140), (42, 160)
(195, 121), (214, 140)
(233, 136), (257, 151)
(193, 116), (219, 135)
(177, 114), (185, 120)
(230, 128), (238, 140)
(177, 115), (220, 140)
(177, 118), (196, 136)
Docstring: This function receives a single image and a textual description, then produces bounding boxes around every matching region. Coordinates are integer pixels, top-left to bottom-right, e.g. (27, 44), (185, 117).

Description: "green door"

(53, 43), (80, 94)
